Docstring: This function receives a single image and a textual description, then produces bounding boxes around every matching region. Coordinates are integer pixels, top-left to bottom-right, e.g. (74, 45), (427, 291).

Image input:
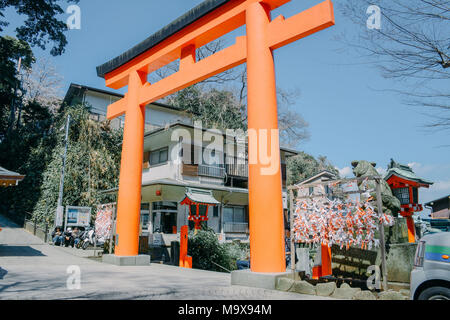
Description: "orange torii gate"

(97, 0), (334, 273)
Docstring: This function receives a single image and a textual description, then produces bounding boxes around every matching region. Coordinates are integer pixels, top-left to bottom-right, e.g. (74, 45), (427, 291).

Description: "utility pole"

(55, 114), (71, 228)
(15, 57), (24, 129)
(7, 57), (22, 135)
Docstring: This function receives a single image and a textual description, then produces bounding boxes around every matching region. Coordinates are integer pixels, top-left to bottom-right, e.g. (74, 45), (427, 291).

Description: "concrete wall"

(386, 243), (417, 283)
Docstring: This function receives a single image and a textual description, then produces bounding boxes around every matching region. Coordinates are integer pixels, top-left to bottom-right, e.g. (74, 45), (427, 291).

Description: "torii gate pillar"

(114, 71), (146, 256)
(246, 2), (285, 272)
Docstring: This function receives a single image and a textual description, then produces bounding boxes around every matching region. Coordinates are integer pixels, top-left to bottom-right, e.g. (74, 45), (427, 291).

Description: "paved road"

(0, 214), (331, 300)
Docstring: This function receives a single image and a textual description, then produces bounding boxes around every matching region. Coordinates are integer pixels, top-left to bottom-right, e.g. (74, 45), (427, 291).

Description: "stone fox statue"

(351, 160), (401, 216)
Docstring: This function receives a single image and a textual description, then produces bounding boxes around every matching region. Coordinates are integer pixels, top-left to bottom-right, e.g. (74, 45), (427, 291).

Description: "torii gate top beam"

(97, 0), (334, 99)
(97, 0), (238, 79)
(97, 0), (291, 85)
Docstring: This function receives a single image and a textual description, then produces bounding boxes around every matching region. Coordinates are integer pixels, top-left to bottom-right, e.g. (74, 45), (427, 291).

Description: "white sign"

(283, 194), (288, 209)
(65, 206), (92, 227)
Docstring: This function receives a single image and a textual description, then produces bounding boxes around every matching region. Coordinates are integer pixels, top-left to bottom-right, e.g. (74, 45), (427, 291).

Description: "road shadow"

(0, 245), (46, 257)
(0, 214), (21, 229)
(0, 267), (7, 279)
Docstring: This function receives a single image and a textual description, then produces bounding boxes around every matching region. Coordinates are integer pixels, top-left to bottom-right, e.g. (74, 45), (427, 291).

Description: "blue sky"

(4, 0), (449, 213)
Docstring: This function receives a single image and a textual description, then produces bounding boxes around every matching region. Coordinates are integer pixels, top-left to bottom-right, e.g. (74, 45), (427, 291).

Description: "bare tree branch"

(339, 0), (450, 130)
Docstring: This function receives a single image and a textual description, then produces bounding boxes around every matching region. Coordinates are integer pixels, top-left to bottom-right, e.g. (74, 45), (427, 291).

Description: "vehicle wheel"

(82, 242), (89, 250)
(418, 286), (450, 300)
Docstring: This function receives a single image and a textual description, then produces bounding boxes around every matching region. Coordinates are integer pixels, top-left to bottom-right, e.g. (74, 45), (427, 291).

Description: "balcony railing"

(223, 222), (249, 233)
(198, 164), (225, 179)
(225, 157), (248, 178)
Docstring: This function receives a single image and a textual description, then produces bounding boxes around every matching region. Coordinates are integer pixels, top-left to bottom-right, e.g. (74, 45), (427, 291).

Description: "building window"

(150, 147), (168, 166)
(223, 206), (248, 233)
(224, 206), (246, 223)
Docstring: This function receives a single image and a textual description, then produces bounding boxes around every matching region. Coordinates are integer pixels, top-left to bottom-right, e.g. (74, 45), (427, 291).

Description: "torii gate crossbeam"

(97, 0), (334, 273)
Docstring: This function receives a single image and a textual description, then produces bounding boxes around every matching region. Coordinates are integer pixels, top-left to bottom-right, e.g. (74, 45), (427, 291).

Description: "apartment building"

(63, 84), (297, 242)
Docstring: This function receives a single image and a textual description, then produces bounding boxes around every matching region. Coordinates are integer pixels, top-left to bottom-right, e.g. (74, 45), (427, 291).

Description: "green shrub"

(188, 228), (234, 272)
(187, 229), (252, 272)
(224, 241), (250, 264)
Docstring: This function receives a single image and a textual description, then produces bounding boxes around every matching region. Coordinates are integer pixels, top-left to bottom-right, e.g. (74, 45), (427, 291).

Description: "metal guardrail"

(24, 219), (50, 243)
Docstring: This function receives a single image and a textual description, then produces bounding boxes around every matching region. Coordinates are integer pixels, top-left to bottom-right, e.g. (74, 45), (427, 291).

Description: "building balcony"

(225, 157), (248, 178)
(198, 164), (225, 179)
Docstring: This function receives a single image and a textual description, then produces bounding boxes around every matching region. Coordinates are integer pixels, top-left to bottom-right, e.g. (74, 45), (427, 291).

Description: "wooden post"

(44, 222), (49, 243)
(109, 204), (117, 255)
(289, 189), (295, 277)
(376, 178), (388, 291)
(179, 225), (192, 268)
(33, 216), (37, 235)
(406, 215), (416, 243)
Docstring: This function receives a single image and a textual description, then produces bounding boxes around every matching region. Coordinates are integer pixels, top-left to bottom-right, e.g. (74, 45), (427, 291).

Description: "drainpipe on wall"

(220, 191), (233, 238)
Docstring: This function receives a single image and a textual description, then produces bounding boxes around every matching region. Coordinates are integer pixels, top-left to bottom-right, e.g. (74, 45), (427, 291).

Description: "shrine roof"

(96, 0), (230, 78)
(0, 166), (24, 179)
(0, 166), (25, 186)
(182, 188), (220, 205)
(384, 159), (433, 186)
(297, 170), (337, 186)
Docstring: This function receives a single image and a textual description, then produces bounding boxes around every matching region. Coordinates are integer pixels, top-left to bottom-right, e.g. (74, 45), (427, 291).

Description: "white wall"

(84, 91), (121, 115)
(84, 91), (192, 130)
(142, 141), (180, 183)
(145, 106), (192, 127)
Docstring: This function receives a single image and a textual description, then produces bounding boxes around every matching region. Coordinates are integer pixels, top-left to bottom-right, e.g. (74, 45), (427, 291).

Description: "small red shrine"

(180, 188), (220, 231)
(385, 159), (433, 243)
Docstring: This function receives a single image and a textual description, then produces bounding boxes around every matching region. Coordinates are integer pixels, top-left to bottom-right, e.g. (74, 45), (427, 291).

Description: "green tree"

(167, 85), (246, 131)
(0, 0), (79, 56)
(287, 152), (339, 186)
(1, 0), (78, 136)
(0, 105), (122, 225)
(31, 105), (122, 225)
(0, 36), (34, 137)
(0, 100), (56, 224)
(340, 0), (450, 131)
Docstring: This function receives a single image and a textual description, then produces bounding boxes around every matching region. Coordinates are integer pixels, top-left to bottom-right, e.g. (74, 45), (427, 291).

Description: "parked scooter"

(75, 229), (89, 249)
(81, 228), (95, 250)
